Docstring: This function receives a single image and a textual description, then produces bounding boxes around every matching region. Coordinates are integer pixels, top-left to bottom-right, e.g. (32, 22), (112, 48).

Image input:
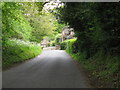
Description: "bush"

(2, 39), (42, 68)
(60, 38), (77, 53)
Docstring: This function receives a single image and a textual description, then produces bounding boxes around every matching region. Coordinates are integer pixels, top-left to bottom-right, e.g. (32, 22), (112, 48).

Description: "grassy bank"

(60, 39), (119, 88)
(69, 52), (119, 88)
(2, 39), (42, 69)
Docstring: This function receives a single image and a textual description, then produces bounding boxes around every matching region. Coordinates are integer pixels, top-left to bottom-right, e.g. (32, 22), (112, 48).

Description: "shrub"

(60, 38), (77, 53)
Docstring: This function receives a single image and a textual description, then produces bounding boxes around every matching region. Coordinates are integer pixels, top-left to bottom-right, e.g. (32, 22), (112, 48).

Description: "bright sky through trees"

(43, 0), (64, 11)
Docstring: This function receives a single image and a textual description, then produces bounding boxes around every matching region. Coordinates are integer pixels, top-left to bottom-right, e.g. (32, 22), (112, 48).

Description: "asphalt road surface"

(3, 50), (91, 88)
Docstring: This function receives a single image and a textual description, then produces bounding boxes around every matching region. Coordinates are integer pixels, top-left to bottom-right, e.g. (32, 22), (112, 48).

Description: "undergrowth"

(68, 51), (119, 88)
(61, 39), (119, 88)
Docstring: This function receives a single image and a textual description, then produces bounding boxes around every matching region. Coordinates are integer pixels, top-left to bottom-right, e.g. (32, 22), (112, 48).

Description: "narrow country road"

(3, 50), (91, 88)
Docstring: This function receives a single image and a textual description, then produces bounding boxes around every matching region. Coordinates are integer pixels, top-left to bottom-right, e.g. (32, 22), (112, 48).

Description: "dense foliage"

(59, 2), (120, 58)
(2, 2), (59, 42)
(21, 2), (57, 42)
(60, 38), (76, 52)
(2, 2), (33, 41)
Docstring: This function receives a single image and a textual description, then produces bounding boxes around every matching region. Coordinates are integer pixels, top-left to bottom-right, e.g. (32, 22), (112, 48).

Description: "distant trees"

(2, 2), (33, 41)
(21, 2), (57, 42)
(2, 2), (60, 43)
(58, 2), (120, 58)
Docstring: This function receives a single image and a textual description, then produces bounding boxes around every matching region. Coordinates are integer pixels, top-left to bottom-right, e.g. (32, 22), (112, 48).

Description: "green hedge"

(60, 38), (77, 54)
(2, 39), (42, 68)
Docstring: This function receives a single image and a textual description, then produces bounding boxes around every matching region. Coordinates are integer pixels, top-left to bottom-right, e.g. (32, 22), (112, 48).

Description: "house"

(62, 26), (74, 41)
(40, 38), (50, 48)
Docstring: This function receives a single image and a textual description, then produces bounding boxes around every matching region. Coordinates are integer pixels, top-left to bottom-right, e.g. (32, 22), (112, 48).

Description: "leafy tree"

(2, 2), (33, 41)
(20, 2), (57, 42)
(58, 2), (120, 57)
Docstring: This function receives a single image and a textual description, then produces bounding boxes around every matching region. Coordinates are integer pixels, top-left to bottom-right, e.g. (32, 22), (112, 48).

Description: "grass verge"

(67, 51), (119, 88)
(2, 39), (42, 69)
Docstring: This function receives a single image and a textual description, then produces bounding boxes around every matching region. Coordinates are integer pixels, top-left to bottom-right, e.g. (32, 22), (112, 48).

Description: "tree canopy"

(58, 2), (120, 57)
(2, 2), (63, 43)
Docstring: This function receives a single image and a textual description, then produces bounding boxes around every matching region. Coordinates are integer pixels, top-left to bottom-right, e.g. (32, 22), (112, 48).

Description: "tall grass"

(2, 39), (42, 68)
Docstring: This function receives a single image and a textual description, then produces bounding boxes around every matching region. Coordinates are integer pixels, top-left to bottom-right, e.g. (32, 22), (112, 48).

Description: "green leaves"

(59, 2), (120, 57)
(2, 2), (33, 41)
(2, 2), (64, 43)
